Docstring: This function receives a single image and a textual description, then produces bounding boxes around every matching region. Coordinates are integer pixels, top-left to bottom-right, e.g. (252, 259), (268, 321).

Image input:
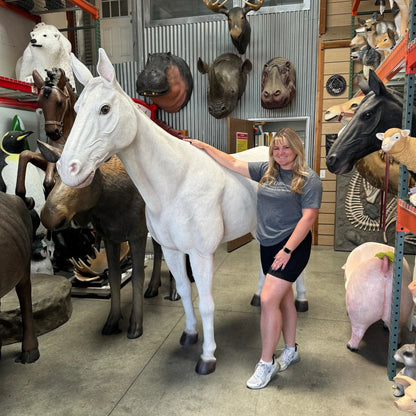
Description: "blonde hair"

(259, 128), (309, 194)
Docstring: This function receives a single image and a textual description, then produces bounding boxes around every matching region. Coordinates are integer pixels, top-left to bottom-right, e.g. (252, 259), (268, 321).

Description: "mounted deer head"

(203, 0), (264, 54)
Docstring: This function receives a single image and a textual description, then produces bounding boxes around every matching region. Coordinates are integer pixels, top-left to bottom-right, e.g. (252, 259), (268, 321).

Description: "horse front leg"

(162, 248), (198, 344)
(127, 238), (146, 339)
(102, 240), (122, 335)
(15, 151), (48, 209)
(43, 162), (56, 196)
(250, 263), (265, 306)
(14, 272), (39, 363)
(188, 251), (216, 375)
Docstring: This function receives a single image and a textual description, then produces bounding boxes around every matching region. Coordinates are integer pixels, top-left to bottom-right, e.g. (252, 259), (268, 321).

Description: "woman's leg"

(281, 285), (297, 347)
(260, 274), (293, 362)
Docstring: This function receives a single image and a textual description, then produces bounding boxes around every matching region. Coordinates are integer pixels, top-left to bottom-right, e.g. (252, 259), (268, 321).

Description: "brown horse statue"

(15, 68), (75, 205)
(0, 192), (39, 363)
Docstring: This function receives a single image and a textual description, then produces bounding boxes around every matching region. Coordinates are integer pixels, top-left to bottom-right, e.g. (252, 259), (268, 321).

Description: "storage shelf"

(397, 199), (416, 233)
(0, 76), (39, 110)
(0, 0), (98, 20)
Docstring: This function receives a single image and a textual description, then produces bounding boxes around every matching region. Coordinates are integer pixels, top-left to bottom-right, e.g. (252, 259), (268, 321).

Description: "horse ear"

(357, 75), (370, 95)
(32, 70), (44, 89)
(367, 70), (387, 96)
(70, 53), (93, 86)
(57, 69), (66, 90)
(97, 48), (116, 85)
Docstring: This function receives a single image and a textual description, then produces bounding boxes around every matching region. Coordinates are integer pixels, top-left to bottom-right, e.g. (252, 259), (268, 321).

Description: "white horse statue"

(56, 48), (307, 374)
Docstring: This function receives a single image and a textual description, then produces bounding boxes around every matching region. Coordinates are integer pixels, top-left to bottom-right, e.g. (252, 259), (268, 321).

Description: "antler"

(244, 0), (264, 11)
(203, 0), (229, 13)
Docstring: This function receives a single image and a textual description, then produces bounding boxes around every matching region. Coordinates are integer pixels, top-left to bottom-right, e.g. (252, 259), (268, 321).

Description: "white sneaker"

(276, 344), (300, 372)
(246, 357), (279, 389)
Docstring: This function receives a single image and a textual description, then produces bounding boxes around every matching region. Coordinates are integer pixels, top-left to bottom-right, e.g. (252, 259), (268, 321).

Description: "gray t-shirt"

(248, 161), (323, 246)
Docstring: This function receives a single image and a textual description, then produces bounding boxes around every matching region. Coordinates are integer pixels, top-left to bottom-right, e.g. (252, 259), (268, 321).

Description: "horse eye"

(100, 105), (111, 115)
(363, 111), (372, 119)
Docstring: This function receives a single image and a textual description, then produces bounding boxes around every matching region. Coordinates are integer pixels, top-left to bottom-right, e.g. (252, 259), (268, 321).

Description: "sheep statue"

(377, 128), (416, 204)
(16, 23), (76, 92)
(376, 128), (416, 171)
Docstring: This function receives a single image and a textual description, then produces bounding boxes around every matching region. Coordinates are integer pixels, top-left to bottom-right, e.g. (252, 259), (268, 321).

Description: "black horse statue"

(326, 70), (416, 175)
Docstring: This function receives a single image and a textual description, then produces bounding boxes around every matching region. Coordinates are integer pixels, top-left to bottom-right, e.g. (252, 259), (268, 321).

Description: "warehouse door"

(226, 117), (255, 252)
(99, 0), (133, 63)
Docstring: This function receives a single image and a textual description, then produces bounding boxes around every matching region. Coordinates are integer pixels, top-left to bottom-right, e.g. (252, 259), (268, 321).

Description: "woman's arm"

(185, 138), (250, 178)
(271, 207), (319, 271)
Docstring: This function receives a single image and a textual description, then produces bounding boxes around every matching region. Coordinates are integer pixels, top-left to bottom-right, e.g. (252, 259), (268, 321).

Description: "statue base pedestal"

(0, 273), (72, 345)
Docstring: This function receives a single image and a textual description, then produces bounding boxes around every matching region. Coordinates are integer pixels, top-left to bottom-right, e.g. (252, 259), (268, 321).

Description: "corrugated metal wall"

(113, 3), (319, 163)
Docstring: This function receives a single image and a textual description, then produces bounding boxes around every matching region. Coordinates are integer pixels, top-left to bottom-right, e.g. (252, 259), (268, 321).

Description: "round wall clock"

(326, 74), (347, 96)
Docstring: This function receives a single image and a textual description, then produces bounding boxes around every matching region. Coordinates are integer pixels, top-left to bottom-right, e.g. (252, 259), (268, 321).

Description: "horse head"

(57, 48), (137, 189)
(34, 68), (76, 143)
(326, 70), (409, 174)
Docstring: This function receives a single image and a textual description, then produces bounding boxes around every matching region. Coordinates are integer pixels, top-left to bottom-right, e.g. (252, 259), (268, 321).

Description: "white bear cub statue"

(16, 23), (76, 92)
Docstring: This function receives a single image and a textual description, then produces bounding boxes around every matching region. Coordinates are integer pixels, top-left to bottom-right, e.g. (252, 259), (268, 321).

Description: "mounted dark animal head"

(198, 53), (252, 119)
(326, 70), (415, 174)
(203, 0), (264, 54)
(33, 67), (76, 143)
(136, 52), (193, 113)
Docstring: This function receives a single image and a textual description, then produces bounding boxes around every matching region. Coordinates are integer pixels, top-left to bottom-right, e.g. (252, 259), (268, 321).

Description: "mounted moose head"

(203, 0), (264, 54)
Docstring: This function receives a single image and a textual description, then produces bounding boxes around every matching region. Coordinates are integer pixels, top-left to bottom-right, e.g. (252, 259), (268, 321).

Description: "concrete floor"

(0, 242), (413, 416)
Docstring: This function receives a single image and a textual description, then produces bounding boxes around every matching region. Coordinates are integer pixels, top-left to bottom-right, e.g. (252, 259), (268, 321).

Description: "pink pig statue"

(343, 242), (413, 351)
(394, 375), (416, 413)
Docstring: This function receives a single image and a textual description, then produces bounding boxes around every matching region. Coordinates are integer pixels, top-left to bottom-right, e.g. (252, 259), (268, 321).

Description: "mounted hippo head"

(198, 53), (252, 119)
(203, 0), (264, 54)
(261, 57), (296, 109)
(136, 52), (193, 113)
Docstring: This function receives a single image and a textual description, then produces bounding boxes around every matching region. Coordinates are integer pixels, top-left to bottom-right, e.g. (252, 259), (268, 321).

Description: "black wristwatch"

(283, 246), (292, 254)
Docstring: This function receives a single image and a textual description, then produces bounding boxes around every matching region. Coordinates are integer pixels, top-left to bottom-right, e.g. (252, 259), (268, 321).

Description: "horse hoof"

(295, 299), (308, 312)
(180, 331), (198, 346)
(127, 327), (143, 339)
(250, 294), (260, 307)
(15, 348), (40, 364)
(347, 344), (359, 353)
(195, 358), (216, 375)
(164, 290), (181, 301)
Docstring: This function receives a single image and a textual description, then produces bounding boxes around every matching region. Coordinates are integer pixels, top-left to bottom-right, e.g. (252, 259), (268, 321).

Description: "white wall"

(0, 8), (34, 78)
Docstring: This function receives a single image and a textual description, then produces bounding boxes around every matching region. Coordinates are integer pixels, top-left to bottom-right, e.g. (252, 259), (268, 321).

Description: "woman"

(186, 128), (322, 389)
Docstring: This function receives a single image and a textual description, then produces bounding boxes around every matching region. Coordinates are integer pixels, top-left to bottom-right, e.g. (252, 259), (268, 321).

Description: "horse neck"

(117, 108), (187, 209)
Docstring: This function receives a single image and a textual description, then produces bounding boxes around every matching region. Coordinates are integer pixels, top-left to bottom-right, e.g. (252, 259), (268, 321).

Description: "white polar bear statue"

(16, 23), (76, 92)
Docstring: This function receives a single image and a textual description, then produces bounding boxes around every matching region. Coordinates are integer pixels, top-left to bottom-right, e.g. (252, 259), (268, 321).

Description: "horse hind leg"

(294, 272), (308, 312)
(251, 266), (308, 312)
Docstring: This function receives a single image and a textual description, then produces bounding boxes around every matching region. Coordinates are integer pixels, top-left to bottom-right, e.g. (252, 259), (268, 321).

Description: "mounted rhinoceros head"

(261, 57), (296, 109)
(203, 0), (264, 54)
(198, 53), (252, 119)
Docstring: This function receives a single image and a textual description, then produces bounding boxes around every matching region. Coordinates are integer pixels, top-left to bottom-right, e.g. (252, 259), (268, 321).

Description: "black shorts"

(260, 231), (312, 283)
